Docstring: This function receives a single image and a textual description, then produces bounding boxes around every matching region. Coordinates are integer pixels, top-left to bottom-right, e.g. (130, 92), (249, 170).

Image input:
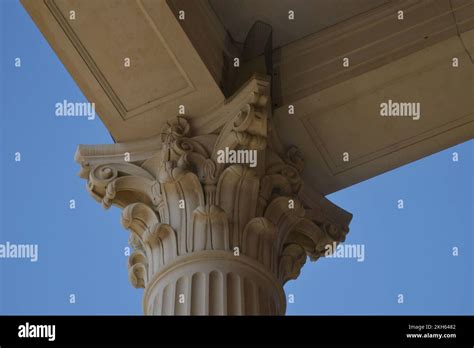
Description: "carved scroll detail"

(75, 76), (350, 293)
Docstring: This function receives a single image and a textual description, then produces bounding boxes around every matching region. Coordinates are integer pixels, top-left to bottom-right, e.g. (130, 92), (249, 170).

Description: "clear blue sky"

(1, 0), (472, 315)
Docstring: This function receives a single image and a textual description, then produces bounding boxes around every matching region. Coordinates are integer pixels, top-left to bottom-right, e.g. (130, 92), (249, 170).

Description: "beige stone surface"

(273, 0), (474, 107)
(21, 0), (225, 142)
(75, 76), (351, 315)
(274, 31), (474, 194)
(208, 0), (388, 48)
(167, 0), (238, 92)
(21, 0), (474, 196)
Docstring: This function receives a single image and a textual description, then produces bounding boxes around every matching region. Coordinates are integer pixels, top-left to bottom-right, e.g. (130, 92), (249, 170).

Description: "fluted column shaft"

(143, 251), (285, 315)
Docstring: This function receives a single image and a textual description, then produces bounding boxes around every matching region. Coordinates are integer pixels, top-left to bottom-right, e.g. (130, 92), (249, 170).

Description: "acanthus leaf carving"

(190, 205), (230, 252)
(75, 76), (351, 301)
(128, 250), (148, 289)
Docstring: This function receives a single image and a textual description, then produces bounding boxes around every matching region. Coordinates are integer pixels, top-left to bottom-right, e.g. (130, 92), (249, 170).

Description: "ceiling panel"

(209, 0), (388, 48)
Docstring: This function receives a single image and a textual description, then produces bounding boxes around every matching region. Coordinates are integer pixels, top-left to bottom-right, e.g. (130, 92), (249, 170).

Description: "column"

(75, 75), (350, 315)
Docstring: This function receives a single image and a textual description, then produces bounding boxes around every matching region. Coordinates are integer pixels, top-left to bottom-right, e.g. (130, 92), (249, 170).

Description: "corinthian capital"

(75, 75), (351, 315)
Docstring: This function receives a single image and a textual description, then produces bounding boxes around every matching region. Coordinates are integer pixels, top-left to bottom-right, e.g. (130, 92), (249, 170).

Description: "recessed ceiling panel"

(49, 0), (193, 119)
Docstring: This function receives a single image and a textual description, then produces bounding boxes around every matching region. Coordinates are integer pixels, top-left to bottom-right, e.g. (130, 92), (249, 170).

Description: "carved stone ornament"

(75, 75), (350, 315)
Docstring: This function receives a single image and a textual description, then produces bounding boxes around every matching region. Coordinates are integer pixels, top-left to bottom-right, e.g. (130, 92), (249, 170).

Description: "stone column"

(75, 76), (350, 315)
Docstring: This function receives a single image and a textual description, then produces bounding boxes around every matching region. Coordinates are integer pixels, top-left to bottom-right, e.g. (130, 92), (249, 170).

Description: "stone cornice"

(273, 0), (474, 108)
